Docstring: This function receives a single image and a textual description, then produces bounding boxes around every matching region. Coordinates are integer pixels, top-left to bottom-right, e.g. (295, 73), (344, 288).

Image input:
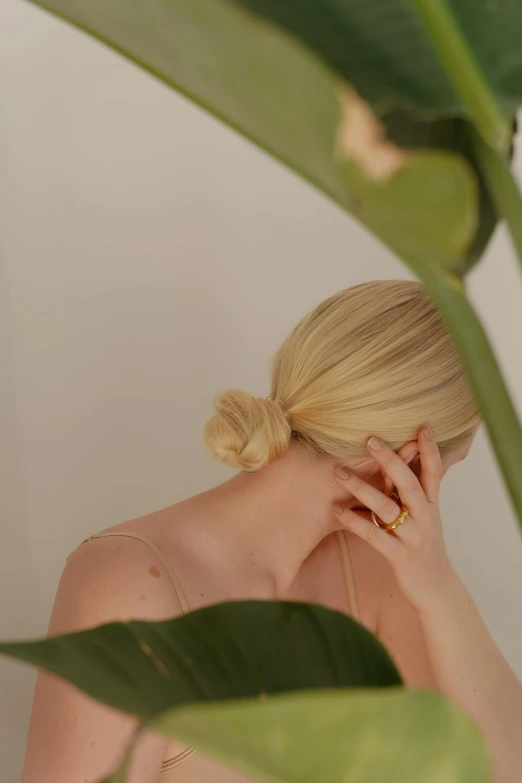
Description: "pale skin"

(21, 429), (522, 783)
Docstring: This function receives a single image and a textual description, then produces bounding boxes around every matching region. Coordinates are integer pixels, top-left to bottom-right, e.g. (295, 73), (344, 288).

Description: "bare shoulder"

(22, 518), (186, 783)
(51, 523), (183, 636)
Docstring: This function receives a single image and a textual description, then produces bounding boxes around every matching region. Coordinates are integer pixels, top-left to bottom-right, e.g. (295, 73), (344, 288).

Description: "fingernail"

(423, 427), (432, 441)
(333, 503), (345, 514)
(368, 437), (383, 452)
(334, 466), (351, 480)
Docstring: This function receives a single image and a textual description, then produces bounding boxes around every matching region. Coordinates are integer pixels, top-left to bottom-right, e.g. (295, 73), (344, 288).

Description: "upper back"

(23, 498), (387, 783)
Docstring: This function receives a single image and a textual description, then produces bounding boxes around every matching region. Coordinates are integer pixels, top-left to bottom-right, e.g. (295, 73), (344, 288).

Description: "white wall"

(2, 1), (522, 780)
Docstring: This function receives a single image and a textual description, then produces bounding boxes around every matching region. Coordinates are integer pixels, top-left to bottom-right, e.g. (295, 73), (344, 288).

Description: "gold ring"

(372, 503), (409, 532)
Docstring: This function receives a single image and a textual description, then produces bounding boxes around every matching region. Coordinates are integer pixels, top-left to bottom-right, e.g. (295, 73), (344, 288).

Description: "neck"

(196, 444), (373, 596)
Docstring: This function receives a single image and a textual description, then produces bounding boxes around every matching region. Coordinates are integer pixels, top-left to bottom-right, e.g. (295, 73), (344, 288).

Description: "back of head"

(204, 280), (479, 471)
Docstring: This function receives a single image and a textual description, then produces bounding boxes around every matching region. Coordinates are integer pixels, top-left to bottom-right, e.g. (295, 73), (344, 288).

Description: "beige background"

(2, 1), (522, 780)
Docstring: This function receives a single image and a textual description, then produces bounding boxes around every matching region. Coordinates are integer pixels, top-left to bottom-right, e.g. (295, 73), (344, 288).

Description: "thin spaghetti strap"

(84, 531), (190, 615)
(336, 530), (361, 622)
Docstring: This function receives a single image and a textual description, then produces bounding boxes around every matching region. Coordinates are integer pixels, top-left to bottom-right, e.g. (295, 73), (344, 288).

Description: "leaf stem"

(472, 129), (522, 277)
(395, 254), (522, 529)
(410, 0), (510, 152)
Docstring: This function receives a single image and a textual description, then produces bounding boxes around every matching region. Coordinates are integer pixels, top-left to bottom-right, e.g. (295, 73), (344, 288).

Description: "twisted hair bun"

(204, 389), (292, 472)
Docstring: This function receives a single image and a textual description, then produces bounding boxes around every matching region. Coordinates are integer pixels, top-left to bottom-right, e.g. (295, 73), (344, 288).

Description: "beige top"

(90, 530), (360, 781)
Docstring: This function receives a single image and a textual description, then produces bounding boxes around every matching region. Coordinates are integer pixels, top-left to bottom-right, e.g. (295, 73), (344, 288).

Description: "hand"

(332, 428), (455, 612)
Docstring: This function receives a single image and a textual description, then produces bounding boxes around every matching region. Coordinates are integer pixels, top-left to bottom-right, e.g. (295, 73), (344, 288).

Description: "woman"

(22, 280), (522, 783)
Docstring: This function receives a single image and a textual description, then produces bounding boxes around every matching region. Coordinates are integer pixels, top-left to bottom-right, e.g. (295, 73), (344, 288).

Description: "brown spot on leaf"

(139, 641), (172, 679)
(336, 86), (409, 182)
(149, 565), (161, 579)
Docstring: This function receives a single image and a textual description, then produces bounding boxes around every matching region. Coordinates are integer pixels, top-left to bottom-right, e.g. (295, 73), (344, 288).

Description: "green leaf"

(380, 112), (503, 275)
(0, 601), (490, 782)
(238, 0), (521, 120)
(150, 688), (491, 783)
(27, 0), (480, 272)
(27, 0), (347, 209)
(343, 149), (477, 273)
(0, 601), (401, 721)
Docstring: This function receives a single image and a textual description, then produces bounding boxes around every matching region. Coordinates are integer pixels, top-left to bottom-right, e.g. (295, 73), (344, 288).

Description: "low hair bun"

(204, 389), (292, 472)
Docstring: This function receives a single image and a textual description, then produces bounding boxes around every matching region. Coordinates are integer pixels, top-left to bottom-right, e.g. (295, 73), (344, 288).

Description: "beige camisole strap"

(84, 530), (197, 772)
(84, 530), (190, 614)
(336, 530), (361, 622)
(84, 528), (360, 777)
(85, 530), (360, 621)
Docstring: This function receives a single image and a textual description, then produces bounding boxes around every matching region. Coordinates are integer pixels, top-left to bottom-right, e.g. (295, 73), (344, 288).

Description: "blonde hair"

(204, 280), (479, 472)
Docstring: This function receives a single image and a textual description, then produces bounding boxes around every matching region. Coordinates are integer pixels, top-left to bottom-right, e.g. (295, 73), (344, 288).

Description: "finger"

(334, 467), (401, 524)
(332, 505), (402, 560)
(383, 473), (394, 497)
(418, 428), (443, 504)
(367, 437), (427, 520)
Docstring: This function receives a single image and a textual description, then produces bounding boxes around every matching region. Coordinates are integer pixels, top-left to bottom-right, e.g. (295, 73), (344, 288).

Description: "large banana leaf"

(0, 602), (401, 719)
(239, 0), (519, 136)
(25, 0), (522, 524)
(149, 689), (490, 783)
(0, 601), (490, 782)
(26, 0), (478, 271)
